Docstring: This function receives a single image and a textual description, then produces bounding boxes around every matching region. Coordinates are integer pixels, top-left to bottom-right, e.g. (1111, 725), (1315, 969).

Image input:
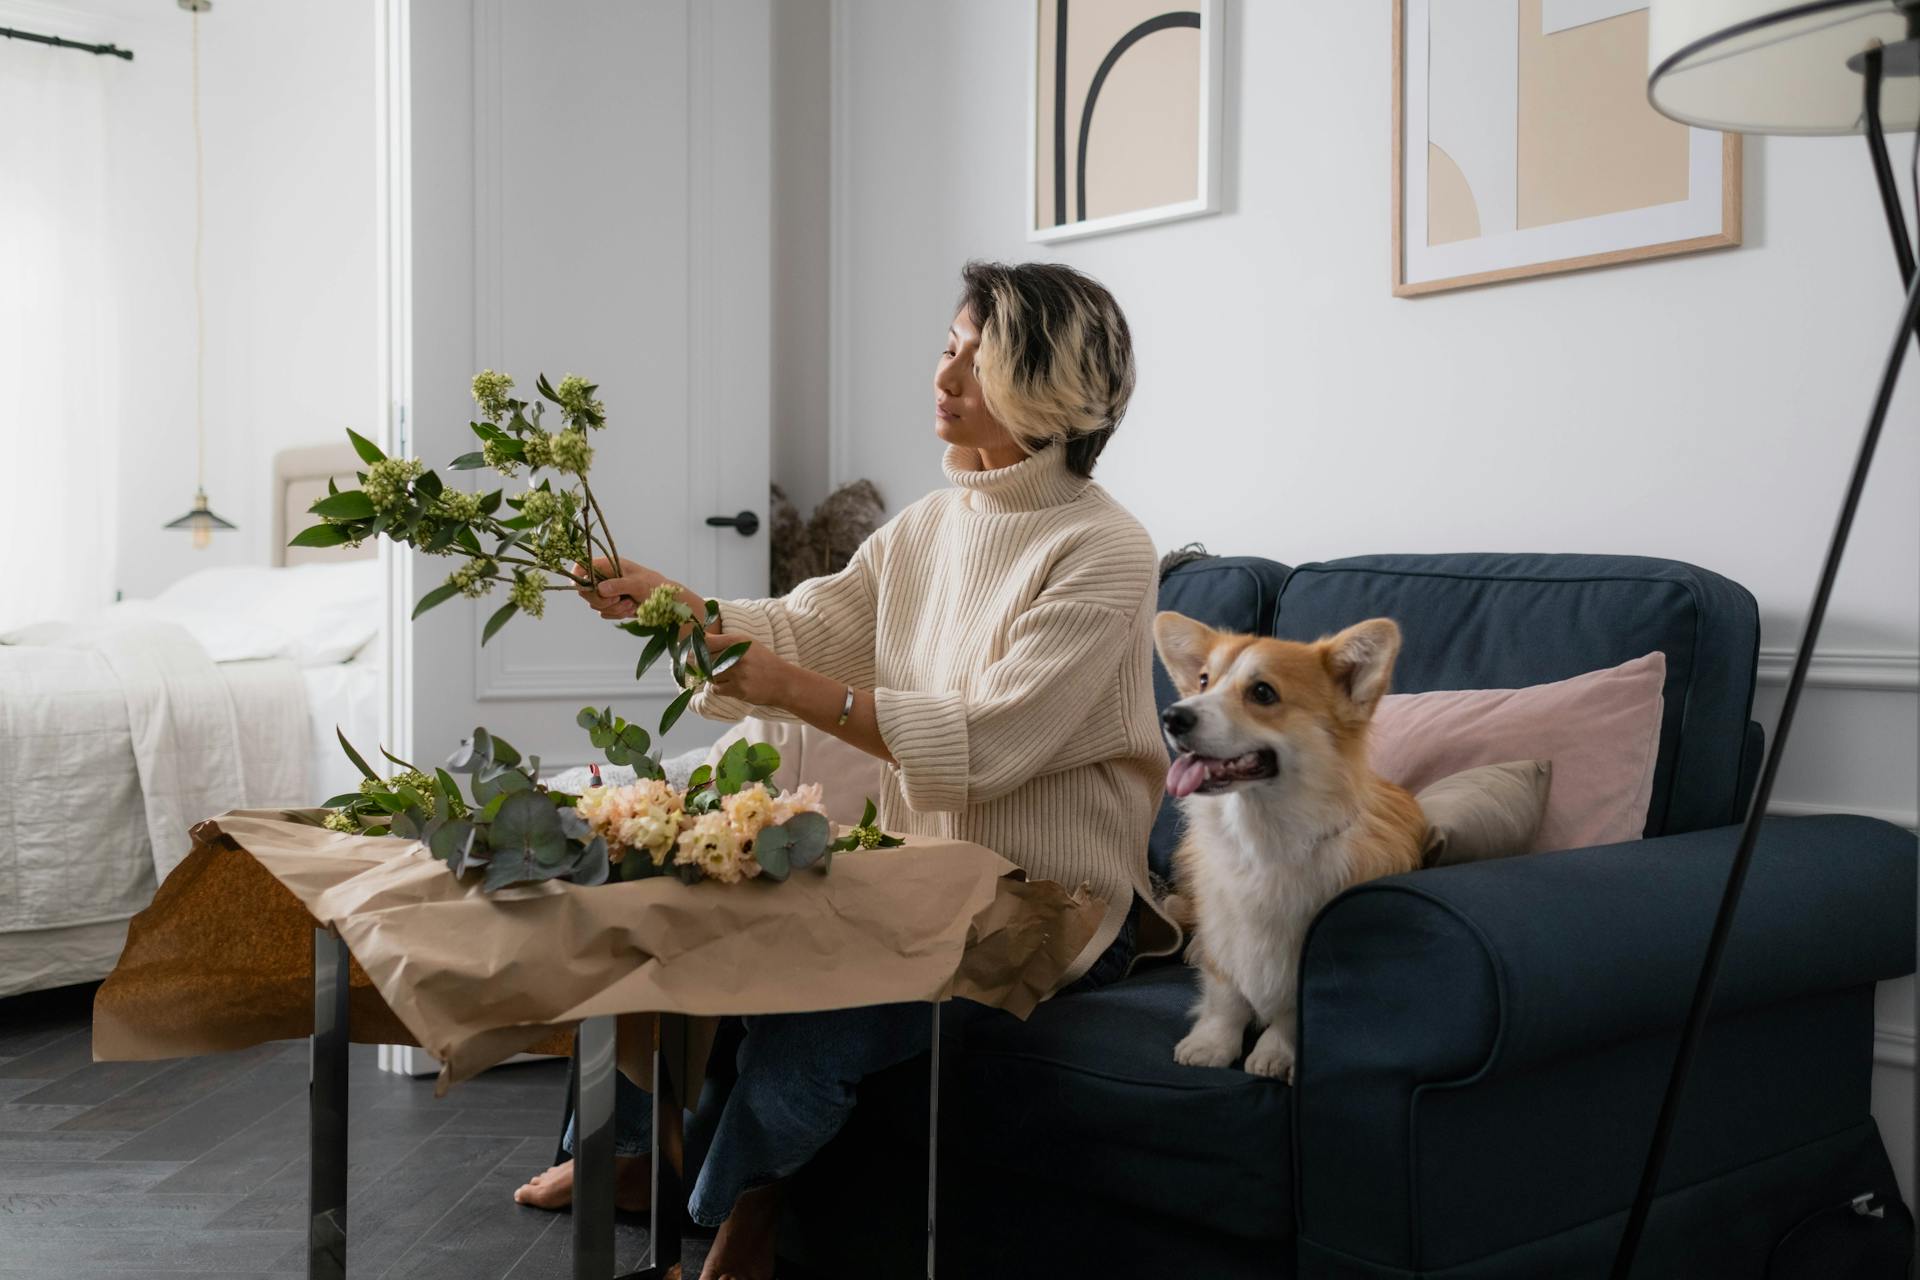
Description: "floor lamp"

(1617, 3), (1920, 1276)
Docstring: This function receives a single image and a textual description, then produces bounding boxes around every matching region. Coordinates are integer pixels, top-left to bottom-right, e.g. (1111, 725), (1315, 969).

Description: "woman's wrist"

(773, 661), (836, 721)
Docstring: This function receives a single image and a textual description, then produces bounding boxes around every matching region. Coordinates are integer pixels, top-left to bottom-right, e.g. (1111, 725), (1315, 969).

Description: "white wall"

(771, 0), (834, 515)
(63, 0), (380, 598)
(829, 0), (1918, 1198)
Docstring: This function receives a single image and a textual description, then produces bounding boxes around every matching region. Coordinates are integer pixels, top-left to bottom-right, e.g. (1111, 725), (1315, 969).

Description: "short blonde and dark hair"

(958, 260), (1135, 478)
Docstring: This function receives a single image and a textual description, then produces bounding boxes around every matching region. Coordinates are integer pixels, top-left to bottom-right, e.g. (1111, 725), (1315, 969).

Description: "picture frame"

(1392, 0), (1740, 297)
(1027, 0), (1224, 244)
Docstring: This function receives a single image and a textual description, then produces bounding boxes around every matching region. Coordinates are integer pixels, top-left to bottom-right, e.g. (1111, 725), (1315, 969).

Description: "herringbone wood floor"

(0, 982), (698, 1278)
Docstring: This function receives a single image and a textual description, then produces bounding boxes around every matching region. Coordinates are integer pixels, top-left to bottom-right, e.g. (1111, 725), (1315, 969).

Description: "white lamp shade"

(1649, 0), (1919, 135)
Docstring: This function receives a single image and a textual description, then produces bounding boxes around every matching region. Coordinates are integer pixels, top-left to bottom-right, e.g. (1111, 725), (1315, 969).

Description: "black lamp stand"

(1612, 41), (1920, 1279)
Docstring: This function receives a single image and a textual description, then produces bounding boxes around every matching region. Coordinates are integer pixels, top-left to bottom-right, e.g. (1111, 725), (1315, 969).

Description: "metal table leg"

(310, 927), (350, 1280)
(620, 1012), (684, 1280)
(574, 1015), (618, 1278)
(927, 999), (941, 1280)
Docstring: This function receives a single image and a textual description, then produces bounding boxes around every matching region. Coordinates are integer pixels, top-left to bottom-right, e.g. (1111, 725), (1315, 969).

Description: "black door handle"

(705, 510), (760, 537)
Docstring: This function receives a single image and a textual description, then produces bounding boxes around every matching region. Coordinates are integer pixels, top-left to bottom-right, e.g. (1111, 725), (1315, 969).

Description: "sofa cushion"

(952, 964), (1294, 1244)
(1375, 652), (1666, 853)
(1270, 554), (1760, 838)
(1150, 555), (1291, 877)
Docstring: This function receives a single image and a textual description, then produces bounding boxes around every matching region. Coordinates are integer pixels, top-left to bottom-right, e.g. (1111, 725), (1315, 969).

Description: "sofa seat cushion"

(952, 964), (1294, 1243)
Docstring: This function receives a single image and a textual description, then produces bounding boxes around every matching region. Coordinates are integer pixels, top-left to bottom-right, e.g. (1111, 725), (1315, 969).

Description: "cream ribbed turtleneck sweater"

(695, 443), (1172, 982)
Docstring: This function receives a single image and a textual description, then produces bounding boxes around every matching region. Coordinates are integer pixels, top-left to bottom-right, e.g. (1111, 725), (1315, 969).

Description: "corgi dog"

(1154, 613), (1427, 1082)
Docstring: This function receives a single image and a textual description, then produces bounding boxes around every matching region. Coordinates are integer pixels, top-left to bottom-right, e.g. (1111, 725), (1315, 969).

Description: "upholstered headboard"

(273, 444), (376, 567)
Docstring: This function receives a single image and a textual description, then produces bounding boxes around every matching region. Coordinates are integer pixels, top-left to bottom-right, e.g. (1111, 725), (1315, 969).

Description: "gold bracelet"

(837, 685), (855, 727)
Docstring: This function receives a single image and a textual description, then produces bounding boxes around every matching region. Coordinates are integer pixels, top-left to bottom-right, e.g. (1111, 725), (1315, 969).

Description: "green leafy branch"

(317, 728), (612, 893)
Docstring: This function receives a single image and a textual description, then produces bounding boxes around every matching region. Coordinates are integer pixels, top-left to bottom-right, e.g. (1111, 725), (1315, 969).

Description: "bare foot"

(511, 1156), (653, 1213)
(699, 1180), (780, 1280)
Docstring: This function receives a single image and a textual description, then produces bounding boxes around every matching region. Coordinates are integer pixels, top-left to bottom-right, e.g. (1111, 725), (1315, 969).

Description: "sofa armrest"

(1293, 815), (1915, 1268)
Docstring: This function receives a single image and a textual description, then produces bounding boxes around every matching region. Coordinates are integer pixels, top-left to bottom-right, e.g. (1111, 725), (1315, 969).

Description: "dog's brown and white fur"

(1154, 613), (1427, 1082)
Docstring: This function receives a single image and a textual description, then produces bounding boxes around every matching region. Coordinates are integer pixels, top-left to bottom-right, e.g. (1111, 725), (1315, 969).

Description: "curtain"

(0, 36), (118, 630)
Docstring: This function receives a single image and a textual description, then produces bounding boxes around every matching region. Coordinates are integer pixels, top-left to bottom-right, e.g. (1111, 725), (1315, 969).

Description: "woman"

(515, 260), (1172, 1280)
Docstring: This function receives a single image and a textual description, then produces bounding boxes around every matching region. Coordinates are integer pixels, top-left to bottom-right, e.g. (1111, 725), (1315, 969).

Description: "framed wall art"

(1393, 0), (1740, 296)
(1028, 0), (1224, 243)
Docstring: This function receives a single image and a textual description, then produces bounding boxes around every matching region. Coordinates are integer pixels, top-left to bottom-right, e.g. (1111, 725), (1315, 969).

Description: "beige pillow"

(706, 716), (885, 828)
(1416, 760), (1554, 868)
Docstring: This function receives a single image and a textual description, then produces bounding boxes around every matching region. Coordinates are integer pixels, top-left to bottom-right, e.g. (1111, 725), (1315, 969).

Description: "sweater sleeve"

(874, 533), (1153, 813)
(692, 528), (882, 724)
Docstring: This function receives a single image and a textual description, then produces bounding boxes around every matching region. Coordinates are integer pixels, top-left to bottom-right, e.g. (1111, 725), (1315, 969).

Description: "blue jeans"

(562, 905), (1137, 1226)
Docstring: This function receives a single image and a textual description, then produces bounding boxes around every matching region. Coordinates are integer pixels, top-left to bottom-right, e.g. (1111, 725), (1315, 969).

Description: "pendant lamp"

(163, 0), (233, 548)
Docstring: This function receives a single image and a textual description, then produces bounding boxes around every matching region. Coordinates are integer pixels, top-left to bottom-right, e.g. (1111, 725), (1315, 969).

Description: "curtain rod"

(0, 25), (134, 61)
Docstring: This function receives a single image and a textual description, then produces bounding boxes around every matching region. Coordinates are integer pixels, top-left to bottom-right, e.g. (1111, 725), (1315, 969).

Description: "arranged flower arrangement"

(318, 718), (897, 893)
(296, 369), (903, 891)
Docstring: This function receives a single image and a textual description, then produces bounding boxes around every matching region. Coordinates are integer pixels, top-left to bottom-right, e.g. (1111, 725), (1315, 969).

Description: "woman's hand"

(576, 558), (661, 620)
(704, 630), (791, 707)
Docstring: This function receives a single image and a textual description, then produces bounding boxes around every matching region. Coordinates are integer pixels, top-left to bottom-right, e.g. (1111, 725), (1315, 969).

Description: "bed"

(0, 445), (383, 997)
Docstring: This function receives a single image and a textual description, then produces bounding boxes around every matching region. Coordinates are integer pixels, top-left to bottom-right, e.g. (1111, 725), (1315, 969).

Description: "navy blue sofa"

(766, 553), (1917, 1279)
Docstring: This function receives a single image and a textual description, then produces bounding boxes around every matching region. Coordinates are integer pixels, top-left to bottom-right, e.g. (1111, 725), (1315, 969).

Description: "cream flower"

(722, 783), (776, 843)
(768, 783), (826, 827)
(575, 784), (618, 828)
(579, 779), (685, 866)
(617, 810), (682, 866)
(676, 811), (753, 883)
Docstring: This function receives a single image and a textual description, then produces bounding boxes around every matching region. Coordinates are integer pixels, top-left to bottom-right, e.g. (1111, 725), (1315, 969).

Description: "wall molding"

(1876, 1024), (1915, 1071)
(1766, 799), (1919, 832)
(1755, 647), (1920, 692)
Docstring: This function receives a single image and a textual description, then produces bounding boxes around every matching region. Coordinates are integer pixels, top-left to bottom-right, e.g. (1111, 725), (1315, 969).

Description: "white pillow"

(108, 600), (295, 663)
(151, 562), (382, 665)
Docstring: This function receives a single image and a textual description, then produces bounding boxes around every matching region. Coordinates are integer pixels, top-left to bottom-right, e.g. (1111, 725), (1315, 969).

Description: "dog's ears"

(1153, 612), (1216, 695)
(1323, 618), (1401, 713)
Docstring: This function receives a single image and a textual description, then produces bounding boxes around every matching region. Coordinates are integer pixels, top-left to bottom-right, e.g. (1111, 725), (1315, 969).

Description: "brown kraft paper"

(93, 811), (1104, 1097)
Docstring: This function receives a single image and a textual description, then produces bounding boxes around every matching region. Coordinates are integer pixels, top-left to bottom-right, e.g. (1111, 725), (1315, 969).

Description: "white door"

(398, 0), (771, 770)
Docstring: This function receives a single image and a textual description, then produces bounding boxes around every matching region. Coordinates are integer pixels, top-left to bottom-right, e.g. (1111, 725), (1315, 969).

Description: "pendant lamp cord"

(191, 9), (204, 496)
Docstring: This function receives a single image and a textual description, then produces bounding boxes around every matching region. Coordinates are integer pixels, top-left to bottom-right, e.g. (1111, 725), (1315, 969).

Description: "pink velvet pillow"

(1367, 652), (1667, 853)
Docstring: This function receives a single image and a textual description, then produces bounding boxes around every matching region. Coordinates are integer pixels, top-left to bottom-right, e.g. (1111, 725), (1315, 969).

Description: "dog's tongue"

(1167, 753), (1212, 799)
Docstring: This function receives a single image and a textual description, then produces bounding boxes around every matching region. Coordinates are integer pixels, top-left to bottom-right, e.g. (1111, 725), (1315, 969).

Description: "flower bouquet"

(294, 370), (902, 891)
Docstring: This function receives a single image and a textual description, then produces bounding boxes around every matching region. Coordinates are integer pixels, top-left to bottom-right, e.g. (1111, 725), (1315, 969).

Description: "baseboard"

(376, 1044), (562, 1077)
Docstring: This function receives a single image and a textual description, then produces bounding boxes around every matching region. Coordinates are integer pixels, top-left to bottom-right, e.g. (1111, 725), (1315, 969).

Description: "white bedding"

(303, 659), (385, 802)
(0, 621), (310, 938)
(0, 562), (386, 995)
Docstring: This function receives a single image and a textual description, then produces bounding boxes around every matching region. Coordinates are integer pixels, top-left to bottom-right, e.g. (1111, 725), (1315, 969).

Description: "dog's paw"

(1174, 1023), (1242, 1069)
(1244, 1037), (1295, 1081)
